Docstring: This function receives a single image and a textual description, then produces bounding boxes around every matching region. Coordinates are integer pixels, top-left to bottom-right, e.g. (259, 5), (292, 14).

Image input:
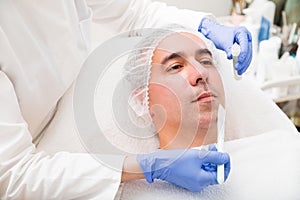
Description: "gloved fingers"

(202, 145), (219, 171)
(237, 38), (253, 75)
(198, 17), (215, 37)
(204, 170), (218, 186)
(225, 46), (233, 60)
(193, 170), (218, 192)
(202, 162), (217, 172)
(201, 151), (230, 165)
(202, 155), (231, 183)
(224, 158), (231, 181)
(208, 144), (218, 151)
(136, 154), (155, 183)
(235, 27), (252, 74)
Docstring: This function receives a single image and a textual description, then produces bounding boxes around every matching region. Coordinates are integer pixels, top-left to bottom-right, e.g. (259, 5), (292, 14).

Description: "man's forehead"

(156, 32), (207, 50)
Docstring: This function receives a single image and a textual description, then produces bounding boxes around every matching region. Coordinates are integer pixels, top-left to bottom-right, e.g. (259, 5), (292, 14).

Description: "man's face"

(148, 32), (224, 147)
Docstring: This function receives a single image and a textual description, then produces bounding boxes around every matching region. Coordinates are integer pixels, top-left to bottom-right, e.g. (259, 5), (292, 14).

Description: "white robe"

(0, 0), (209, 199)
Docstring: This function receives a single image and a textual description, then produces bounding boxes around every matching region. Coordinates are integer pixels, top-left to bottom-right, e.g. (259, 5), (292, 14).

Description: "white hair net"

(123, 25), (221, 131)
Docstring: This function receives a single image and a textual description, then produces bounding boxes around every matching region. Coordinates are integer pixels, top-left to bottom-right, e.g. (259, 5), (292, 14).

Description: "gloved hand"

(198, 17), (252, 75)
(137, 145), (230, 192)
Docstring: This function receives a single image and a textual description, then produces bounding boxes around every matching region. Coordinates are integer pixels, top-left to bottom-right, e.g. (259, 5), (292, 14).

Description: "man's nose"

(188, 63), (208, 86)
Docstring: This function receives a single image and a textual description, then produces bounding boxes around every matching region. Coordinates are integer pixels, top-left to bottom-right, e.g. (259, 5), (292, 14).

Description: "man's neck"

(158, 124), (216, 150)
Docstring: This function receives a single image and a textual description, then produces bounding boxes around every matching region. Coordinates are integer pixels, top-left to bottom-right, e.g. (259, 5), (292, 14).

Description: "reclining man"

(121, 26), (230, 193)
(116, 25), (300, 199)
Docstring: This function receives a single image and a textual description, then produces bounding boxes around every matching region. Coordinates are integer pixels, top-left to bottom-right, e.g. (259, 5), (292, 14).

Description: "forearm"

(121, 155), (145, 182)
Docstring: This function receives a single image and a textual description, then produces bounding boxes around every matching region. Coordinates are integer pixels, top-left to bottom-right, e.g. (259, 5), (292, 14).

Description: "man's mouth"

(191, 91), (217, 103)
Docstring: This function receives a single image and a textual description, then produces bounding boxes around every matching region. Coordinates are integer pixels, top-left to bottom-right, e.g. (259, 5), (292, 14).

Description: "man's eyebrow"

(161, 52), (185, 64)
(160, 49), (211, 64)
(196, 48), (212, 57)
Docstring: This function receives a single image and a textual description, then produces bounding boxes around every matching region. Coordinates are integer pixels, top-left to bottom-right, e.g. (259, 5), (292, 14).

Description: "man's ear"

(131, 87), (145, 103)
(131, 87), (154, 117)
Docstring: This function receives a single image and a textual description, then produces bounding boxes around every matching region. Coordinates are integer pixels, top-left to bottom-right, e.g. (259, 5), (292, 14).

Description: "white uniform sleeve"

(0, 71), (124, 200)
(87, 0), (214, 33)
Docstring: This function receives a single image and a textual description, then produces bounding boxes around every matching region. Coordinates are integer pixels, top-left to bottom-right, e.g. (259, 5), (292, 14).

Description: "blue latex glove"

(137, 145), (231, 192)
(198, 17), (252, 75)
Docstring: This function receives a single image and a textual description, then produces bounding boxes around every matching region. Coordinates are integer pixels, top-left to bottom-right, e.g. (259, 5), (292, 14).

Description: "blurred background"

(155, 0), (233, 17)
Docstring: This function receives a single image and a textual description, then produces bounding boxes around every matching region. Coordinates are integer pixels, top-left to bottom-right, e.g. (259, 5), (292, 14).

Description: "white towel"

(116, 130), (300, 200)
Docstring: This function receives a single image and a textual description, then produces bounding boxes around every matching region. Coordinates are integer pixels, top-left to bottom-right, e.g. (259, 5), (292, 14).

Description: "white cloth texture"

(0, 0), (210, 199)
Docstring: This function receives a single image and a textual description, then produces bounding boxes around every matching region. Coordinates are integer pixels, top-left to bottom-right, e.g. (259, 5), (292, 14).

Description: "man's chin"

(199, 111), (217, 123)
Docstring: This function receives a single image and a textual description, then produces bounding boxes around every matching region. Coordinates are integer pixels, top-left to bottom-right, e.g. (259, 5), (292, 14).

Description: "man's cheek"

(149, 84), (180, 108)
(149, 84), (181, 119)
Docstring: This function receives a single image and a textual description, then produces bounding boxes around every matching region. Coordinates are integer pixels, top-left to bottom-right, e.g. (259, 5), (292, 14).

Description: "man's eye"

(200, 60), (213, 66)
(167, 64), (183, 72)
